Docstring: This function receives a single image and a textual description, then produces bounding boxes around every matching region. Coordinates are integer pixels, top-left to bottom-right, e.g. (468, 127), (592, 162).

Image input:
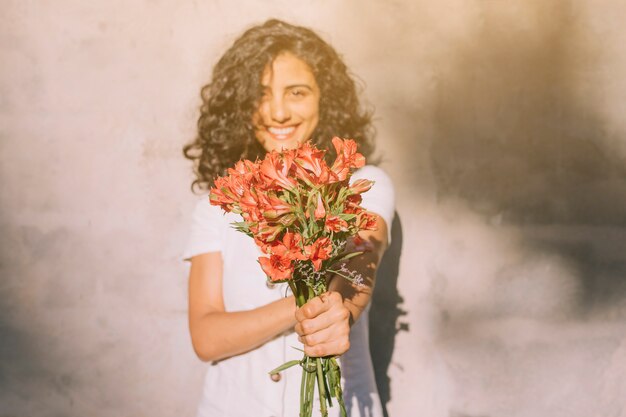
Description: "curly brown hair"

(183, 19), (376, 192)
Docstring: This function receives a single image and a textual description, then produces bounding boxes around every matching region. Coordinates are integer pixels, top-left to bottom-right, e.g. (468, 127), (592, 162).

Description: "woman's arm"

(294, 214), (389, 357)
(188, 252), (297, 362)
(189, 214), (388, 361)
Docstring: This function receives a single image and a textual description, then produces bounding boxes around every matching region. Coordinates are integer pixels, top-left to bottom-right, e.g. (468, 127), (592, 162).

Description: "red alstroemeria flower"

(240, 188), (258, 208)
(336, 137), (365, 169)
(209, 186), (235, 211)
(294, 142), (331, 184)
(262, 194), (292, 219)
(254, 236), (271, 254)
(267, 232), (307, 261)
(255, 221), (284, 242)
(349, 178), (374, 195)
(230, 159), (261, 184)
(325, 215), (349, 232)
(259, 254), (294, 281)
(304, 237), (333, 271)
(239, 188), (262, 222)
(209, 175), (240, 207)
(277, 213), (297, 227)
(260, 151), (298, 190)
(330, 137), (366, 181)
(344, 194), (363, 214)
(223, 173), (247, 199)
(258, 232), (308, 281)
(292, 163), (314, 184)
(314, 193), (326, 220)
(357, 212), (378, 231)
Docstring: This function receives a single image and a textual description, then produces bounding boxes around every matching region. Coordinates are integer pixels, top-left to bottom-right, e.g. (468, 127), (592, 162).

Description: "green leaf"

(230, 221), (250, 231)
(268, 359), (301, 375)
(337, 213), (356, 221)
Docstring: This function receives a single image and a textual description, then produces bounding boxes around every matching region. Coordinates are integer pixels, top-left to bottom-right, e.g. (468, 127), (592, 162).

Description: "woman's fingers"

(294, 292), (346, 334)
(295, 293), (329, 322)
(294, 291), (351, 357)
(294, 302), (348, 336)
(298, 322), (351, 357)
(297, 317), (349, 345)
(303, 339), (351, 358)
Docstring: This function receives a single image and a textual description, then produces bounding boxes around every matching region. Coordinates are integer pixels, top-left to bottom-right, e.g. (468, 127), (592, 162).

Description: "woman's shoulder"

(352, 165), (393, 187)
(351, 165), (395, 232)
(183, 195), (229, 260)
(190, 194), (227, 223)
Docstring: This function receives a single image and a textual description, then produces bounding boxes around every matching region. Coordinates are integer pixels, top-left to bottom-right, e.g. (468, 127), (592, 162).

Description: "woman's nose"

(269, 97), (290, 123)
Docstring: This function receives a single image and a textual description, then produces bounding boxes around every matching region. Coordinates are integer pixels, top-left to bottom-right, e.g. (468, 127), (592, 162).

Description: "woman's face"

(252, 52), (321, 152)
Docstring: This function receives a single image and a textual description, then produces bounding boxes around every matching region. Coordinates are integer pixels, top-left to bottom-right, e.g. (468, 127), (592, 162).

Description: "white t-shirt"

(184, 165), (395, 417)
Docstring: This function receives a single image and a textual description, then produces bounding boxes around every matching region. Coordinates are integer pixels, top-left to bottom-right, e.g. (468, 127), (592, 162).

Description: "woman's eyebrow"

(260, 84), (315, 94)
(285, 84), (313, 90)
(261, 82), (313, 89)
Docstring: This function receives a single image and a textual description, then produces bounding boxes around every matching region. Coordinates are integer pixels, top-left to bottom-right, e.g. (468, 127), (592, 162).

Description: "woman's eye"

(290, 89), (307, 97)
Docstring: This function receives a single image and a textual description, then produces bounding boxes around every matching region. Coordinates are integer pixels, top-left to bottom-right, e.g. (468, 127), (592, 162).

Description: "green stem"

(300, 358), (307, 417)
(325, 268), (352, 280)
(330, 358), (347, 417)
(291, 279), (308, 307)
(306, 359), (316, 417)
(316, 357), (328, 416)
(322, 358), (333, 407)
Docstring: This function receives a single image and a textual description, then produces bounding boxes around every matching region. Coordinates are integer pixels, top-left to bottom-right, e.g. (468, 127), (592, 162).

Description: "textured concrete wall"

(1, 1), (625, 416)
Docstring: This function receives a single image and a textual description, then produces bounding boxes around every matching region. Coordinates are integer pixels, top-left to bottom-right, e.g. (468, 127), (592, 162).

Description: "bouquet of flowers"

(209, 137), (377, 417)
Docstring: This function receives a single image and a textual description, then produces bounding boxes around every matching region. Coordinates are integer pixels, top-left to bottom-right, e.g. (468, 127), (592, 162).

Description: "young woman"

(183, 19), (394, 417)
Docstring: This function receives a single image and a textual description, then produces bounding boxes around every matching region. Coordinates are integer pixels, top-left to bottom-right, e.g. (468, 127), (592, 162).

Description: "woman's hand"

(293, 214), (389, 358)
(294, 291), (351, 357)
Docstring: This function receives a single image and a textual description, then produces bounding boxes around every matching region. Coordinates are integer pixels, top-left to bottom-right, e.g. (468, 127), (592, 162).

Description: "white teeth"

(268, 126), (296, 136)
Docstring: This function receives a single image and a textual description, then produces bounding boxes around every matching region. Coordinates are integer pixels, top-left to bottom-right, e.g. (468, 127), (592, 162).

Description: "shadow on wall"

(423, 2), (626, 317)
(0, 308), (42, 404)
(369, 212), (407, 417)
(0, 241), (61, 412)
(0, 224), (47, 409)
(429, 3), (626, 226)
(0, 224), (124, 416)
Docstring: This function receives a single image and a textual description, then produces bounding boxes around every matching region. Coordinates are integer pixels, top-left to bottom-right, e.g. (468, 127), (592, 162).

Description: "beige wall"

(1, 1), (625, 416)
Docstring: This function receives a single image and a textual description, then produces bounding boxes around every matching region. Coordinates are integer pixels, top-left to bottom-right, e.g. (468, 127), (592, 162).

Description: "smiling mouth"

(267, 125), (297, 140)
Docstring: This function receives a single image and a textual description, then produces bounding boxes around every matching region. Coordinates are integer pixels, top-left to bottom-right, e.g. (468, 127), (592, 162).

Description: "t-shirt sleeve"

(350, 165), (395, 243)
(182, 196), (224, 261)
